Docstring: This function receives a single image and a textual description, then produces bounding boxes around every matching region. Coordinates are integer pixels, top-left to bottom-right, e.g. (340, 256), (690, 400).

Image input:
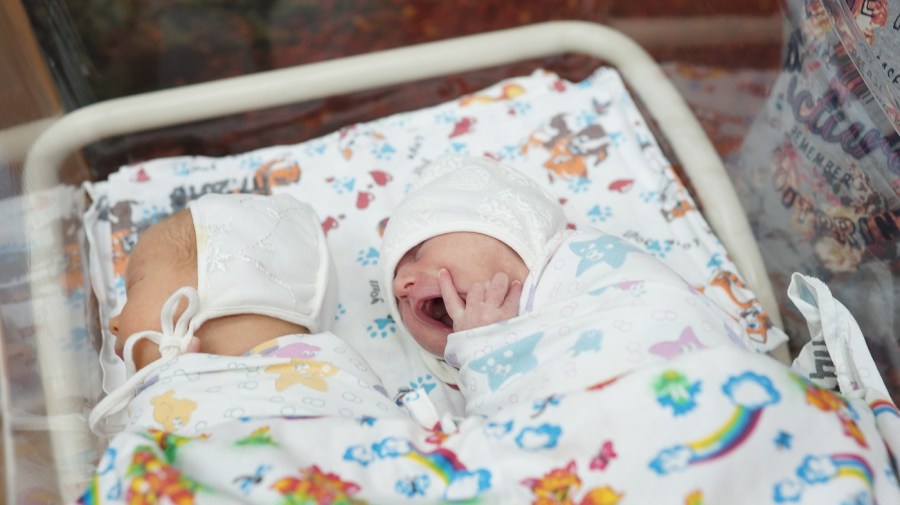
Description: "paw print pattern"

(508, 101), (532, 115)
(238, 155), (263, 170)
(174, 161), (193, 176)
(333, 303), (347, 322)
(608, 131), (625, 147)
(435, 111), (458, 124)
(639, 191), (658, 204)
(357, 247), (380, 266)
(706, 253), (724, 270)
(371, 143), (397, 160)
(567, 177), (591, 194)
(450, 142), (468, 153)
(409, 375), (437, 394)
(501, 144), (520, 160)
(304, 142), (327, 157)
(646, 239), (673, 258)
(367, 316), (397, 339)
(328, 176), (356, 194)
(139, 205), (167, 224)
(587, 204), (612, 223)
(574, 110), (596, 128)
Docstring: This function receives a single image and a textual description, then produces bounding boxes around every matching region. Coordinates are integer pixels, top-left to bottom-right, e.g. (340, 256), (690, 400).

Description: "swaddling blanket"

(123, 333), (403, 435)
(79, 346), (900, 504)
(446, 227), (754, 416)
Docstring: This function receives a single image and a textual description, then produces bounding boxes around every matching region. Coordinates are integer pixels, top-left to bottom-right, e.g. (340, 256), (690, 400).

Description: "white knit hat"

(380, 155), (566, 380)
(189, 193), (337, 334)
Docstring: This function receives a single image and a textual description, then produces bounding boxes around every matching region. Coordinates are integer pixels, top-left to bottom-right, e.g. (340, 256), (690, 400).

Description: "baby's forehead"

(392, 232), (506, 272)
(128, 212), (195, 272)
(124, 225), (165, 275)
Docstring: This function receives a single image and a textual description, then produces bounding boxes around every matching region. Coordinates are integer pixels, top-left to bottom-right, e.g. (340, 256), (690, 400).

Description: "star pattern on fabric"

(569, 236), (638, 276)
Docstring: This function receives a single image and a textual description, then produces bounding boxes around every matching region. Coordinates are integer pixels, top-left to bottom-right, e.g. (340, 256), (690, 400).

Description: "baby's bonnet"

(189, 193), (337, 334)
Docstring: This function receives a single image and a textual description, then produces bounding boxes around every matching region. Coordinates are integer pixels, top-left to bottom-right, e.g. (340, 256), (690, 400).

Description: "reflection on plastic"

(736, 0), (899, 403)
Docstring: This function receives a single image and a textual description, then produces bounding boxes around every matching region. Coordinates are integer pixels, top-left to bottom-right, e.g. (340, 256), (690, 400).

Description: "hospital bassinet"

(2, 3), (897, 502)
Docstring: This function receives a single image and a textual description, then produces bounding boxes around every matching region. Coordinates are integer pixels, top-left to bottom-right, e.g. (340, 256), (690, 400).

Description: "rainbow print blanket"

(79, 347), (900, 504)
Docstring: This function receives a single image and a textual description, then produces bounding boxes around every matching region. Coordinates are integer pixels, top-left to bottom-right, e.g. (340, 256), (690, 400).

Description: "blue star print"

(569, 236), (638, 276)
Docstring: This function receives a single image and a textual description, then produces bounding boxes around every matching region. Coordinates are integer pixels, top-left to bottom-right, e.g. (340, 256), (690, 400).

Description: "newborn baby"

(381, 155), (768, 415)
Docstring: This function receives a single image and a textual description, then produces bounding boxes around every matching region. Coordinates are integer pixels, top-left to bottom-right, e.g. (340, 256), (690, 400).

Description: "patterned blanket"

(79, 346), (900, 504)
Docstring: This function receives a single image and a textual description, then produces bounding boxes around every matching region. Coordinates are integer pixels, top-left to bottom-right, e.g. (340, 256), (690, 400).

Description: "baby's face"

(392, 232), (527, 356)
(109, 218), (197, 369)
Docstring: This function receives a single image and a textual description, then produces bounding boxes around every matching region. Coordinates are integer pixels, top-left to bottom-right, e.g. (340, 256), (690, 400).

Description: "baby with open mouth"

(381, 154), (774, 415)
(380, 154), (567, 383)
(391, 231), (528, 358)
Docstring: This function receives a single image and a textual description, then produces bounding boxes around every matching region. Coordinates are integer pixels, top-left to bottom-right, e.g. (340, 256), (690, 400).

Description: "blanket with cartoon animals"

(444, 226), (772, 416)
(116, 333), (405, 435)
(81, 228), (900, 504)
(79, 342), (900, 504)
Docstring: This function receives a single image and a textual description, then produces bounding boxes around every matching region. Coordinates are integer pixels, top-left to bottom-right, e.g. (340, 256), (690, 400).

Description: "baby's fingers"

(467, 281), (487, 305)
(438, 269), (466, 320)
(504, 280), (524, 311)
(485, 272), (510, 306)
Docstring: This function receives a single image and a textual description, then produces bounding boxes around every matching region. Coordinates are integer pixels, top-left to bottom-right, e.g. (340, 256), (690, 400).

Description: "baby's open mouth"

(419, 297), (453, 330)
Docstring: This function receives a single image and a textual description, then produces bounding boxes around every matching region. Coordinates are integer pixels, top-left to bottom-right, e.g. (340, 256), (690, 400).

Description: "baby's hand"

(438, 269), (522, 332)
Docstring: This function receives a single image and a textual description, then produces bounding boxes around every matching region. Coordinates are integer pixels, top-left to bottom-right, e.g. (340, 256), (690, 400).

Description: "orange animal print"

(460, 83), (525, 106)
(151, 390), (197, 432)
(265, 359), (339, 392)
(110, 228), (137, 279)
(523, 114), (609, 179)
(521, 460), (581, 505)
(271, 465), (364, 505)
(796, 375), (867, 448)
(107, 200), (141, 278)
(337, 126), (385, 160)
(701, 271), (772, 342)
(706, 271), (754, 309)
(581, 486), (623, 505)
(254, 160), (301, 194)
(126, 446), (200, 505)
(659, 177), (696, 221)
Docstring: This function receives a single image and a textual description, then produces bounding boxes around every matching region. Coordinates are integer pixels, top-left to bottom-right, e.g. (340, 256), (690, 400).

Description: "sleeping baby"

(381, 154), (766, 415)
(90, 193), (401, 436)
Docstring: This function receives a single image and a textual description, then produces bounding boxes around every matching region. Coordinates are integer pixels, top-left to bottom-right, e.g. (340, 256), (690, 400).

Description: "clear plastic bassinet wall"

(0, 0), (898, 502)
(734, 0), (900, 393)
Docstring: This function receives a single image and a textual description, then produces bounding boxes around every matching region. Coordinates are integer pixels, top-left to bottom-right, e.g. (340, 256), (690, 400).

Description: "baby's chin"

(411, 327), (451, 358)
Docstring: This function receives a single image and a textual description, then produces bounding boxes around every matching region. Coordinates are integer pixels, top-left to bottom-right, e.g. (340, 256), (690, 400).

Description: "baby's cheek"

(132, 340), (163, 371)
(114, 336), (125, 359)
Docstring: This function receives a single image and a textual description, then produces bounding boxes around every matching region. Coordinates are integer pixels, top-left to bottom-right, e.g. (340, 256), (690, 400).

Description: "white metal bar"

(22, 20), (781, 324)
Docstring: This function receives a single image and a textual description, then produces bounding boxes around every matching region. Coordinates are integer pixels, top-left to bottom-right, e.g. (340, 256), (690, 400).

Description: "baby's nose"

(392, 266), (417, 298)
(108, 315), (120, 337)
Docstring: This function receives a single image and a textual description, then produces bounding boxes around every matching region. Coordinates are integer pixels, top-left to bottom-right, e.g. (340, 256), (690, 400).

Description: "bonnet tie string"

(89, 287), (201, 436)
